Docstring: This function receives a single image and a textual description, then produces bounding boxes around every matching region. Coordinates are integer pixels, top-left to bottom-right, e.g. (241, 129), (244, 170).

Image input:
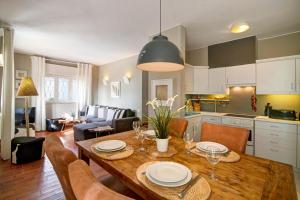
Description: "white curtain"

(0, 27), (15, 160)
(31, 56), (46, 131)
(77, 63), (93, 112)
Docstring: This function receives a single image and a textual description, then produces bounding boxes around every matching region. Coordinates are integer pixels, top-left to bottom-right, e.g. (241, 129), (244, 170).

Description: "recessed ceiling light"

(230, 22), (250, 33)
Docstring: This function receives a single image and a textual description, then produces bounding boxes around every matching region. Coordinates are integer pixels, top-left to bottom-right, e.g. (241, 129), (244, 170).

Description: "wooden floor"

(0, 128), (109, 200)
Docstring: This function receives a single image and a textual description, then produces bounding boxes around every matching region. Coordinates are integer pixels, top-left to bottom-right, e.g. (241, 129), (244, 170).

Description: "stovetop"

(224, 113), (257, 119)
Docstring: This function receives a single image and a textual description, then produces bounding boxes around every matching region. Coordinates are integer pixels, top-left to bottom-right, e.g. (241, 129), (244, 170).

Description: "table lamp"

(16, 77), (38, 137)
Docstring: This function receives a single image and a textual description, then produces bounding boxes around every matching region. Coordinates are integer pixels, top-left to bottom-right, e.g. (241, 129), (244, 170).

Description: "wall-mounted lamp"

(102, 77), (109, 86)
(122, 75), (131, 85)
(0, 53), (3, 66)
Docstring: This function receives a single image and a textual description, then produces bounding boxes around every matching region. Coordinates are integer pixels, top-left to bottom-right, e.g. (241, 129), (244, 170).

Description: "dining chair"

(68, 160), (133, 200)
(168, 118), (188, 138)
(45, 134), (78, 200)
(45, 134), (140, 200)
(201, 122), (249, 153)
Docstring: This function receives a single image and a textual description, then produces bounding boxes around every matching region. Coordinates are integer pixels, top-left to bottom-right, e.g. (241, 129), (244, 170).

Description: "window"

(44, 76), (77, 103)
(45, 77), (55, 101)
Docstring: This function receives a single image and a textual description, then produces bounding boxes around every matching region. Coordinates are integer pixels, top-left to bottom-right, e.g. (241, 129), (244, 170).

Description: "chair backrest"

(168, 118), (188, 138)
(201, 122), (249, 153)
(44, 134), (77, 200)
(68, 160), (133, 200)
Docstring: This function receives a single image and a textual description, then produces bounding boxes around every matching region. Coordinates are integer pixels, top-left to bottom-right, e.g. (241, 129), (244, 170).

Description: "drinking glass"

(183, 129), (194, 155)
(138, 129), (146, 152)
(205, 146), (221, 180)
(132, 121), (141, 138)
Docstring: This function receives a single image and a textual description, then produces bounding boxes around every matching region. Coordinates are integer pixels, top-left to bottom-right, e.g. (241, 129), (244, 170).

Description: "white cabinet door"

(194, 67), (209, 94)
(255, 121), (297, 167)
(296, 59), (300, 93)
(184, 65), (194, 93)
(256, 59), (296, 94)
(208, 68), (226, 94)
(226, 64), (256, 85)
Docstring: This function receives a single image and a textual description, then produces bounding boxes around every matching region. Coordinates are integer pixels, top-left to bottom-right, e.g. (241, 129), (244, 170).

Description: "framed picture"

(15, 80), (22, 89)
(151, 79), (173, 105)
(16, 70), (27, 79)
(111, 81), (121, 98)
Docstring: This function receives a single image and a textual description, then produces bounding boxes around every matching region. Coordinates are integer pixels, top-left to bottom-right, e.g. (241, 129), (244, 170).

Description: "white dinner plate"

(95, 140), (126, 152)
(146, 162), (188, 183)
(196, 141), (228, 153)
(146, 162), (192, 187)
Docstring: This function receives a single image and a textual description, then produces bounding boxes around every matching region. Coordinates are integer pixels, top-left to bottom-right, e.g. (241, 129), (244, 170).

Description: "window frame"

(44, 75), (77, 104)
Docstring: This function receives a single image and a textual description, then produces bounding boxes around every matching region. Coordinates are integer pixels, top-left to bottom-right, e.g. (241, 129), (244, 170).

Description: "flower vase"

(156, 138), (169, 152)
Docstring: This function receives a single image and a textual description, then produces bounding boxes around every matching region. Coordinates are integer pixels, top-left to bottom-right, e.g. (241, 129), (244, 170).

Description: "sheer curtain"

(77, 63), (93, 113)
(31, 56), (46, 131)
(0, 27), (15, 160)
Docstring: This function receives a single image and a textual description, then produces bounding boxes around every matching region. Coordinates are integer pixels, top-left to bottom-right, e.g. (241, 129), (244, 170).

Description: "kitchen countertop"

(182, 111), (300, 125)
(255, 116), (300, 125)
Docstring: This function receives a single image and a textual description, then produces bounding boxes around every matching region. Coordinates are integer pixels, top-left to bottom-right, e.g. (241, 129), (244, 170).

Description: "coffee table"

(58, 119), (81, 131)
(88, 126), (115, 137)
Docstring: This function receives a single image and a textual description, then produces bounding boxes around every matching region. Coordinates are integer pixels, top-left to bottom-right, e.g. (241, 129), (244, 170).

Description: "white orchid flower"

(169, 95), (178, 109)
(176, 105), (186, 112)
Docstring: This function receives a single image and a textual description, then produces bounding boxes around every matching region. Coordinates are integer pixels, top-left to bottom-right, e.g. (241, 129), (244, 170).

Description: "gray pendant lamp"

(137, 0), (184, 72)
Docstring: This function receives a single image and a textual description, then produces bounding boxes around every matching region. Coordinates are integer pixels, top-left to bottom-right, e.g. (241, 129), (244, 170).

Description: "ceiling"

(0, 0), (299, 65)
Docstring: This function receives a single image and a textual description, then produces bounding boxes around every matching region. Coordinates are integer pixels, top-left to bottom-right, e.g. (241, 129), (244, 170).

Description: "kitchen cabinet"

(255, 121), (297, 167)
(208, 67), (226, 94)
(225, 64), (256, 86)
(256, 59), (296, 94)
(184, 65), (209, 94)
(296, 59), (300, 93)
(201, 115), (221, 124)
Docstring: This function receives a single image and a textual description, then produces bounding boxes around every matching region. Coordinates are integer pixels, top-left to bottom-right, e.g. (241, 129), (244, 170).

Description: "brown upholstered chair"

(201, 122), (249, 153)
(168, 118), (188, 138)
(45, 134), (77, 200)
(45, 134), (140, 200)
(69, 160), (133, 200)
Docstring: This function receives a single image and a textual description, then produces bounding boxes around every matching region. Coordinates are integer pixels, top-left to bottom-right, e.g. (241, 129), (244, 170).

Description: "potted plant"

(146, 95), (185, 152)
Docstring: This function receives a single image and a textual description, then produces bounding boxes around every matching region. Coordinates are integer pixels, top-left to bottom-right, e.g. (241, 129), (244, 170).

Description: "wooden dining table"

(76, 130), (297, 200)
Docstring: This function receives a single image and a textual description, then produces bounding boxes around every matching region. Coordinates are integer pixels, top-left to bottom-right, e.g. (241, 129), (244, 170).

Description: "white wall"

(98, 55), (143, 118)
(46, 102), (77, 119)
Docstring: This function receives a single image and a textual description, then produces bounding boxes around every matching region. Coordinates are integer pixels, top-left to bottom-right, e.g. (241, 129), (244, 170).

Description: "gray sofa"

(73, 105), (139, 141)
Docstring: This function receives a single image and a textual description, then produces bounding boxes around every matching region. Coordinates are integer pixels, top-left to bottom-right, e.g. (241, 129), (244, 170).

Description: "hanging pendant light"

(137, 0), (184, 72)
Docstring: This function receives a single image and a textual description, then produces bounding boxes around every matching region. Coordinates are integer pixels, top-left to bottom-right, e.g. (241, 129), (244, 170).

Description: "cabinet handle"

(226, 78), (228, 84)
(270, 133), (279, 137)
(291, 82), (294, 90)
(270, 125), (278, 128)
(270, 141), (279, 145)
(270, 148), (279, 152)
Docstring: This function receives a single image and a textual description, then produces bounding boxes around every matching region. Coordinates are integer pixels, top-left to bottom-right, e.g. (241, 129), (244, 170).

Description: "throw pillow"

(87, 106), (96, 117)
(118, 110), (125, 119)
(106, 109), (116, 121)
(114, 110), (121, 119)
(97, 107), (106, 119)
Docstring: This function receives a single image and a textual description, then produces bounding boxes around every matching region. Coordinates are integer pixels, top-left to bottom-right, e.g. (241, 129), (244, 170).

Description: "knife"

(177, 174), (200, 199)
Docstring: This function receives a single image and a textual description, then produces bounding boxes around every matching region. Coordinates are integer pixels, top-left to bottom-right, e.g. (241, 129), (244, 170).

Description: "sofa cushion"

(86, 117), (106, 123)
(87, 106), (97, 117)
(97, 107), (107, 119)
(118, 110), (125, 119)
(93, 120), (112, 127)
(106, 109), (116, 121)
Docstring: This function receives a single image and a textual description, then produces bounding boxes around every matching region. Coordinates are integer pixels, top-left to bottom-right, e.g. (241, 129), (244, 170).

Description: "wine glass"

(137, 128), (146, 152)
(132, 121), (141, 138)
(205, 146), (221, 180)
(183, 129), (194, 155)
